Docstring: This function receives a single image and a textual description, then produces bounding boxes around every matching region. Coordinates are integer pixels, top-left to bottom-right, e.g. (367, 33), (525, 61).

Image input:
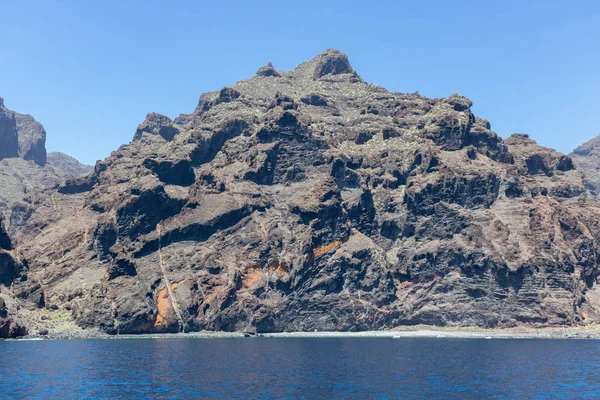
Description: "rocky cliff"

(0, 97), (47, 166)
(0, 98), (19, 161)
(0, 216), (27, 338)
(570, 135), (600, 197)
(0, 99), (93, 237)
(5, 50), (600, 337)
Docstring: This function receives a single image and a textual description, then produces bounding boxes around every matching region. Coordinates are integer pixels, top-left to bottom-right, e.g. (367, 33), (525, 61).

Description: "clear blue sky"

(1, 0), (599, 165)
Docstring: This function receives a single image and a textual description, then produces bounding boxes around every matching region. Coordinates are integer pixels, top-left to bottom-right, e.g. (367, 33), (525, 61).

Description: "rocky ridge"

(570, 134), (600, 197)
(4, 50), (600, 337)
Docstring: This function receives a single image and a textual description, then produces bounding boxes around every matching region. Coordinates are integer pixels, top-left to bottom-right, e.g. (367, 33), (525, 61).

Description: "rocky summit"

(3, 49), (600, 338)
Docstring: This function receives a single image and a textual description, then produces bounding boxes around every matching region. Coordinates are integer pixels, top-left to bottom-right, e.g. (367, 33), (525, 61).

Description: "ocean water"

(1, 337), (599, 399)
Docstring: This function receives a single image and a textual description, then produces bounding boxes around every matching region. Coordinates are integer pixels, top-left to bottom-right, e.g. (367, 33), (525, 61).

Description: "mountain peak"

(6, 50), (600, 338)
(311, 49), (355, 79)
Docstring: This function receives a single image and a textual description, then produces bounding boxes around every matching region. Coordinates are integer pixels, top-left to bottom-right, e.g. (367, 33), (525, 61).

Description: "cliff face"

(0, 99), (92, 236)
(570, 135), (600, 197)
(0, 98), (20, 161)
(0, 97), (47, 166)
(0, 216), (27, 338)
(7, 50), (600, 335)
(0, 217), (21, 288)
(15, 112), (47, 167)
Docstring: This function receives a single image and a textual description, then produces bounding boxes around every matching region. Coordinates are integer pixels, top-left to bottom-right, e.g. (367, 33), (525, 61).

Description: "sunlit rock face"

(6, 50), (600, 336)
(570, 134), (600, 197)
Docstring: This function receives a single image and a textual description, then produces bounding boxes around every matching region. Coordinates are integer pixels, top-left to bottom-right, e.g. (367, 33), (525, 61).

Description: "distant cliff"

(0, 97), (47, 166)
(570, 135), (600, 197)
(0, 98), (92, 236)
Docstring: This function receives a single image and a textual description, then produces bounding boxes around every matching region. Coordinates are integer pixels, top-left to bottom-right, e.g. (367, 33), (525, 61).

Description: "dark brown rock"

(312, 49), (355, 79)
(0, 291), (28, 339)
(134, 113), (180, 142)
(256, 62), (281, 77)
(218, 87), (241, 103)
(268, 92), (298, 111)
(0, 313), (28, 339)
(301, 94), (328, 107)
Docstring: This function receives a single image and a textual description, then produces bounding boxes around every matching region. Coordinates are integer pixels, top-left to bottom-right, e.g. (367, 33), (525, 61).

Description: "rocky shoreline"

(6, 325), (600, 341)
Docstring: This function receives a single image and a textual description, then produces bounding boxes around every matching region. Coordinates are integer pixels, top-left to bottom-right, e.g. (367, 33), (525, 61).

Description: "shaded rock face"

(0, 103), (19, 160)
(15, 113), (47, 166)
(0, 310), (28, 339)
(0, 218), (11, 250)
(570, 134), (600, 197)
(0, 217), (21, 287)
(0, 292), (28, 339)
(0, 98), (47, 166)
(9, 50), (600, 335)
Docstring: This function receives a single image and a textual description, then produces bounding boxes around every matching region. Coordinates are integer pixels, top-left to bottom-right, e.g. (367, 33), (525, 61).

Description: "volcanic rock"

(6, 50), (600, 335)
(0, 98), (92, 237)
(0, 101), (19, 161)
(256, 62), (281, 77)
(0, 218), (10, 250)
(312, 49), (355, 79)
(134, 113), (180, 142)
(47, 152), (94, 178)
(570, 134), (600, 197)
(0, 98), (47, 166)
(15, 112), (47, 166)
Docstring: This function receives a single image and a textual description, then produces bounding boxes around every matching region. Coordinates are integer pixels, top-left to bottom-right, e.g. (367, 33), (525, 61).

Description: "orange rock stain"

(312, 240), (343, 258)
(312, 232), (364, 259)
(242, 267), (264, 288)
(154, 288), (170, 326)
(267, 260), (289, 277)
(154, 283), (179, 327)
(205, 285), (223, 304)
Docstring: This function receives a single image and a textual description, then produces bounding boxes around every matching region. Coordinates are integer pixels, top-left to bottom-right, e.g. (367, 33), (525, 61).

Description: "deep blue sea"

(1, 337), (599, 399)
